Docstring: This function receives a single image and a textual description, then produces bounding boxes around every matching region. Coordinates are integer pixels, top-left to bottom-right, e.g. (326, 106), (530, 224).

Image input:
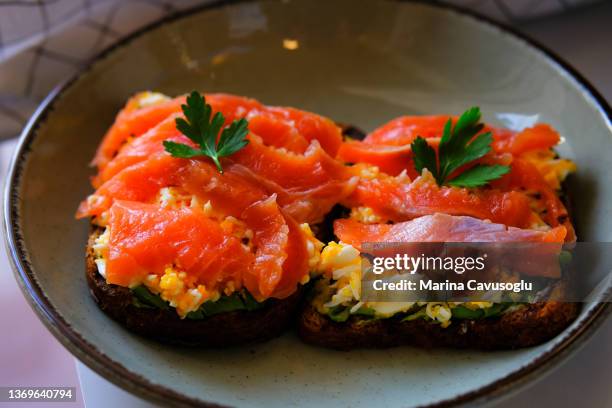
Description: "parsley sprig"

(163, 91), (249, 173)
(411, 107), (509, 188)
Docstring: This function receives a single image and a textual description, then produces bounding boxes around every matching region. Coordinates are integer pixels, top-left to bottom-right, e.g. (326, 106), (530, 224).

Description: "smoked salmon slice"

(337, 142), (416, 177)
(92, 114), (184, 187)
(491, 158), (575, 241)
(93, 94), (185, 170)
(93, 93), (343, 174)
(90, 121), (354, 224)
(106, 200), (252, 289)
(230, 134), (355, 223)
(107, 198), (308, 299)
(338, 117), (561, 177)
(335, 214), (566, 248)
(492, 124), (560, 155)
(334, 214), (566, 278)
(343, 170), (536, 229)
(79, 154), (270, 220)
(264, 106), (343, 155)
(242, 195), (308, 299)
(365, 115), (453, 146)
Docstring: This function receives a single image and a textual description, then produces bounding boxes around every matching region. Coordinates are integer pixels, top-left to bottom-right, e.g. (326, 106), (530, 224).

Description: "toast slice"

(86, 228), (303, 346)
(84, 121), (360, 346)
(298, 291), (579, 350)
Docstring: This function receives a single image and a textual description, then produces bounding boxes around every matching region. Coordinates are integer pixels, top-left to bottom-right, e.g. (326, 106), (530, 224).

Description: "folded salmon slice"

(338, 116), (560, 176)
(334, 214), (566, 278)
(229, 134), (355, 223)
(344, 171), (536, 229)
(492, 124), (560, 155)
(366, 116), (559, 154)
(335, 214), (566, 248)
(264, 106), (343, 155)
(93, 95), (185, 170)
(242, 196), (308, 299)
(365, 115), (453, 146)
(107, 200), (251, 288)
(336, 115), (451, 176)
(91, 124), (353, 224)
(106, 196), (307, 300)
(492, 157), (575, 241)
(79, 154), (272, 219)
(337, 142), (416, 178)
(92, 114), (184, 187)
(94, 93), (343, 174)
(93, 93), (264, 171)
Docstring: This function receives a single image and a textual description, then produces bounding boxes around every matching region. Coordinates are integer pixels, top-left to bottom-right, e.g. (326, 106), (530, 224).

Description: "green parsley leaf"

(162, 141), (202, 158)
(163, 91), (249, 173)
(446, 164), (510, 188)
(410, 106), (510, 188)
(412, 136), (438, 180)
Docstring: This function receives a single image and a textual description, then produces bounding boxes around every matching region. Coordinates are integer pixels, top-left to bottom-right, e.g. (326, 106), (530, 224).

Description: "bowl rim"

(4, 0), (612, 407)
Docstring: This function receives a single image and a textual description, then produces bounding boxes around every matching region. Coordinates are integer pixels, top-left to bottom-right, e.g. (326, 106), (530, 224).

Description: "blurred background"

(0, 1), (610, 407)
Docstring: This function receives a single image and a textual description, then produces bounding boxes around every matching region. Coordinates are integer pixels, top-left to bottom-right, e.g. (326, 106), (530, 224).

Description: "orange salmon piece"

(266, 106), (343, 155)
(247, 114), (310, 153)
(334, 214), (566, 278)
(365, 115), (453, 146)
(493, 124), (560, 155)
(230, 135), (356, 223)
(491, 158), (575, 241)
(344, 171), (535, 229)
(241, 195), (308, 299)
(94, 93), (342, 176)
(93, 114), (186, 187)
(339, 116), (560, 177)
(106, 200), (252, 289)
(337, 142), (414, 177)
(93, 95), (185, 170)
(335, 214), (566, 249)
(103, 192), (308, 298)
(77, 154), (184, 218)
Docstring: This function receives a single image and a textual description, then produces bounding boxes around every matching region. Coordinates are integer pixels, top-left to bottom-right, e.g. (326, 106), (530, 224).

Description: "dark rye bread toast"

(86, 228), (303, 346)
(298, 300), (579, 350)
(84, 126), (360, 346)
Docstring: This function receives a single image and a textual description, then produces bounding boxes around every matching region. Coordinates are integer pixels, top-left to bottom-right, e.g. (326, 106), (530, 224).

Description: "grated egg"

(349, 206), (383, 224)
(521, 150), (577, 190)
(425, 303), (452, 328)
(319, 242), (362, 308)
(144, 266), (211, 318)
(300, 223), (324, 273)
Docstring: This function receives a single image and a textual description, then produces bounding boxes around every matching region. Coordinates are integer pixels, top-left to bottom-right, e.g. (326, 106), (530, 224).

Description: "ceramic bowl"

(5, 0), (611, 407)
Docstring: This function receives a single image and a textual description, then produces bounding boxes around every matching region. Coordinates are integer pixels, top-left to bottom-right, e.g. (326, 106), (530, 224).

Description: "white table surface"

(1, 2), (611, 407)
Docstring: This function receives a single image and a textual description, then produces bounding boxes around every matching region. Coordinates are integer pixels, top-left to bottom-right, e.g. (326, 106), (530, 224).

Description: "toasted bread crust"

(298, 301), (579, 350)
(86, 229), (302, 346)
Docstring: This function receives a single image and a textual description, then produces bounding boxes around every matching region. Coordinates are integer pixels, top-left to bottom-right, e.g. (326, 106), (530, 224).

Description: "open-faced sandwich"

(77, 91), (578, 348)
(299, 108), (579, 349)
(76, 91), (355, 345)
